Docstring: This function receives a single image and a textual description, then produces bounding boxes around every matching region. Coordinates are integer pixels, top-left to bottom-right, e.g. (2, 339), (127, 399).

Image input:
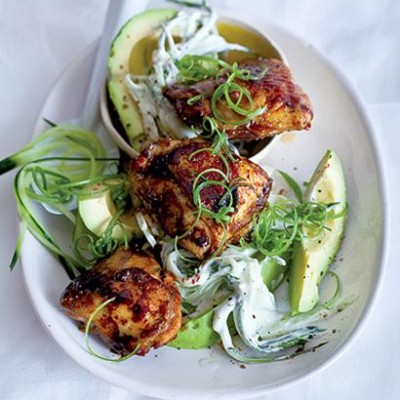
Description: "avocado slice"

(78, 183), (142, 241)
(108, 9), (177, 149)
(289, 150), (347, 314)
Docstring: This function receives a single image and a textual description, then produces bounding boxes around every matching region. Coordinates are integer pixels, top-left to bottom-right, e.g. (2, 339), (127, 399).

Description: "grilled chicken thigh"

(129, 138), (272, 259)
(164, 58), (313, 140)
(60, 246), (182, 357)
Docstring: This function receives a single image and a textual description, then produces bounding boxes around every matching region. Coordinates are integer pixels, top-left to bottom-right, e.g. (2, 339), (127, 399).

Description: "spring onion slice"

(14, 164), (79, 278)
(250, 202), (299, 257)
(200, 117), (238, 161)
(211, 80), (263, 126)
(278, 170), (303, 203)
(322, 271), (342, 310)
(244, 199), (343, 258)
(84, 297), (140, 362)
(0, 125), (105, 176)
(5, 123), (134, 275)
(8, 220), (27, 271)
(7, 126), (130, 289)
(177, 55), (222, 83)
(170, 145), (237, 259)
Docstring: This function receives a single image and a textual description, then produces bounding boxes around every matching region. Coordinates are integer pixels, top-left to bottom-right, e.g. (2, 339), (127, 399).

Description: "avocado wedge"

(289, 150), (347, 314)
(108, 9), (177, 149)
(78, 182), (142, 241)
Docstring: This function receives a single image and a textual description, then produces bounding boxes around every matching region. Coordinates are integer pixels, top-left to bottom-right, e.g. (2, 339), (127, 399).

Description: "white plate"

(21, 11), (387, 400)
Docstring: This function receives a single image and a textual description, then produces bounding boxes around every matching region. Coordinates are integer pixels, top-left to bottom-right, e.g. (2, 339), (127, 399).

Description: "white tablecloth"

(0, 1), (398, 399)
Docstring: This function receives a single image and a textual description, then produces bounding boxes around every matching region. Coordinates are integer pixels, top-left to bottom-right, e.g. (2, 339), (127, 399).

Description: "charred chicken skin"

(164, 58), (313, 140)
(60, 246), (182, 357)
(129, 138), (272, 259)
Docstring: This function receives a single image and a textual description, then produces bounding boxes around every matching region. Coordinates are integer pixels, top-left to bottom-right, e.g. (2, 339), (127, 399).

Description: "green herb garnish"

(84, 297), (140, 362)
(245, 200), (342, 257)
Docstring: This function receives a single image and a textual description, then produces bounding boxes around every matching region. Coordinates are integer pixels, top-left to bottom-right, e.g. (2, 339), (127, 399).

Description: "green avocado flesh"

(289, 150), (347, 314)
(168, 309), (221, 349)
(261, 257), (286, 292)
(108, 9), (177, 149)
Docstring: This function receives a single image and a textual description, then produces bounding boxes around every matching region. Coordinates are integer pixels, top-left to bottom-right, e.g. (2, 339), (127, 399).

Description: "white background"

(0, 0), (399, 399)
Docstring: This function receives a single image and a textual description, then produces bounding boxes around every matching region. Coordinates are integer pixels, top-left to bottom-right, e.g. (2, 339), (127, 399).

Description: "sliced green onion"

(42, 117), (57, 127)
(9, 220), (27, 271)
(177, 54), (268, 127)
(199, 117), (236, 161)
(252, 202), (299, 257)
(0, 125), (105, 176)
(278, 170), (303, 203)
(301, 202), (329, 238)
(13, 157), (129, 276)
(187, 94), (204, 105)
(322, 271), (341, 310)
(210, 64), (267, 126)
(14, 164), (80, 278)
(246, 200), (341, 258)
(223, 333), (324, 364)
(177, 55), (221, 83)
(84, 297), (140, 362)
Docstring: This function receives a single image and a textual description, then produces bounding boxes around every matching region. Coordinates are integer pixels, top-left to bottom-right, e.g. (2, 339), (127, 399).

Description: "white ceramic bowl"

(21, 12), (387, 400)
(100, 17), (288, 160)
